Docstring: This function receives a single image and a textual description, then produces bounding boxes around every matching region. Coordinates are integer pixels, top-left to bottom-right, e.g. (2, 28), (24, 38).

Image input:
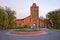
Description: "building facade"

(16, 3), (51, 28)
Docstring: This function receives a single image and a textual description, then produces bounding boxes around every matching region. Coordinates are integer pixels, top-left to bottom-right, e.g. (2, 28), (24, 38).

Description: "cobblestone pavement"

(0, 28), (60, 40)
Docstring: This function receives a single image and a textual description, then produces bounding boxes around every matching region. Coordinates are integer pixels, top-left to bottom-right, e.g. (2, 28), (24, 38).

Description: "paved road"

(0, 28), (60, 40)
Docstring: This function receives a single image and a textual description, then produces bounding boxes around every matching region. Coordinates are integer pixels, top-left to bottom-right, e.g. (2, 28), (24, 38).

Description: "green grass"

(48, 27), (60, 30)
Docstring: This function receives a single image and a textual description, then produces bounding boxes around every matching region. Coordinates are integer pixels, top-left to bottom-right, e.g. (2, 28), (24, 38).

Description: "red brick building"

(16, 3), (51, 28)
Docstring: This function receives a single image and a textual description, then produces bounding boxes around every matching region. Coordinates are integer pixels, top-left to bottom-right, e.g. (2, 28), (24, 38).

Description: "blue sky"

(0, 0), (60, 19)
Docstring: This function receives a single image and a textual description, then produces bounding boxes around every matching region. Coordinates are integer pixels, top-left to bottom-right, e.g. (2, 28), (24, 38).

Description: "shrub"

(17, 25), (23, 29)
(24, 25), (28, 28)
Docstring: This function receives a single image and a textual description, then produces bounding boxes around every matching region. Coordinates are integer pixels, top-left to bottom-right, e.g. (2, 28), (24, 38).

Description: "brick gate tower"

(30, 3), (39, 28)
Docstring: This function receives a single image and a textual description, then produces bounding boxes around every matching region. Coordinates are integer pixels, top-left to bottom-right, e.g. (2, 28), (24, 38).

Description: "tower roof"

(32, 3), (37, 7)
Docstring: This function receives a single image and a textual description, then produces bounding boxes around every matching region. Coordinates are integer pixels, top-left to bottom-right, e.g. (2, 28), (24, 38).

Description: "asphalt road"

(0, 28), (60, 40)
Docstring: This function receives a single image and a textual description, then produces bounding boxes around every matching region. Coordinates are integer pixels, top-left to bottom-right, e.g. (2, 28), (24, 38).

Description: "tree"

(5, 7), (16, 28)
(46, 9), (60, 29)
(0, 6), (16, 29)
(0, 7), (8, 29)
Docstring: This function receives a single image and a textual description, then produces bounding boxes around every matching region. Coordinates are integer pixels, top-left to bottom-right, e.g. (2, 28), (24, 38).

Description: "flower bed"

(11, 30), (44, 35)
